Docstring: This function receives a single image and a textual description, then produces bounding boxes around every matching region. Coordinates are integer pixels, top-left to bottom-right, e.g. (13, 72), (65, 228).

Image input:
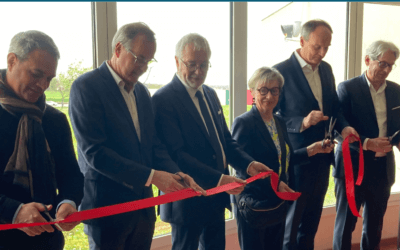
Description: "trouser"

(283, 157), (330, 250)
(85, 209), (155, 250)
(234, 203), (285, 250)
(333, 156), (391, 250)
(170, 206), (225, 250)
(0, 229), (64, 250)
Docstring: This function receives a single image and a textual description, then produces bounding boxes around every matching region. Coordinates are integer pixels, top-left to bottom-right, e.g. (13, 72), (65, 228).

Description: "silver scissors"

(41, 204), (63, 231)
(322, 117), (337, 149)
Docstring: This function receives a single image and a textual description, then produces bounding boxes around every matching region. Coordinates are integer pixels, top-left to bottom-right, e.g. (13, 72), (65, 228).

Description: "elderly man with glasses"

(152, 33), (271, 250)
(69, 23), (204, 250)
(333, 40), (400, 250)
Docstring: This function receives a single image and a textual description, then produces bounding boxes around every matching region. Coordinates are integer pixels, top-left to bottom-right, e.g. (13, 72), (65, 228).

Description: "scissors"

(41, 204), (63, 231)
(322, 117), (337, 149)
(175, 173), (190, 188)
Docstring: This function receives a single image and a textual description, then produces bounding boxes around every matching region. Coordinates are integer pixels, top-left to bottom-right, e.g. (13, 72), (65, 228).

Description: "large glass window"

(117, 2), (230, 237)
(248, 2), (348, 207)
(362, 3), (400, 193)
(0, 3), (93, 250)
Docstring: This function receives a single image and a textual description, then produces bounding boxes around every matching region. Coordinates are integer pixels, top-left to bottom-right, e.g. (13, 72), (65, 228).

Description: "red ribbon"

(342, 134), (364, 217)
(0, 171), (301, 231)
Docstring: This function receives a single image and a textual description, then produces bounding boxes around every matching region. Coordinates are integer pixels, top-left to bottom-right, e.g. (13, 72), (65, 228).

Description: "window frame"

(91, 2), (400, 248)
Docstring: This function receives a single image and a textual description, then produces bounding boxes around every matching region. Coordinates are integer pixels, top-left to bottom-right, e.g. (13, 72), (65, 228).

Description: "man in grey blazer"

(333, 40), (400, 250)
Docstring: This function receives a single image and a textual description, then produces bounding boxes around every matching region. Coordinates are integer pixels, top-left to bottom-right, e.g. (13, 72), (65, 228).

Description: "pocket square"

(218, 109), (222, 115)
(392, 106), (400, 110)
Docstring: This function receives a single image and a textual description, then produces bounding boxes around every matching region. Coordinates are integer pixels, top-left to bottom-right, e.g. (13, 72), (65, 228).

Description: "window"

(0, 3), (93, 249)
(117, 2), (231, 237)
(361, 3), (400, 193)
(247, 2), (348, 207)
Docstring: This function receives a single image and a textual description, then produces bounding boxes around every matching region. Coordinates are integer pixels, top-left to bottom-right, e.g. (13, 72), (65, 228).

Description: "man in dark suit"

(69, 23), (204, 250)
(333, 41), (400, 250)
(0, 30), (83, 250)
(273, 19), (358, 250)
(152, 33), (271, 250)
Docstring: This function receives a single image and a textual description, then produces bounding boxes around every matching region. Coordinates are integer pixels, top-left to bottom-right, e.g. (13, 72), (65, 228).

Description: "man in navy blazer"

(273, 20), (358, 250)
(69, 23), (204, 250)
(333, 41), (400, 250)
(152, 33), (271, 250)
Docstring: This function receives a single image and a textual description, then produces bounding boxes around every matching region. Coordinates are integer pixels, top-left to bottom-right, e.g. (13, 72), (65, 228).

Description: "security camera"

(281, 25), (293, 38)
(281, 21), (302, 39)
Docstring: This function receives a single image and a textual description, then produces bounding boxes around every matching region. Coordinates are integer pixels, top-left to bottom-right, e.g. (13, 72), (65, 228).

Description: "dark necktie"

(195, 90), (224, 171)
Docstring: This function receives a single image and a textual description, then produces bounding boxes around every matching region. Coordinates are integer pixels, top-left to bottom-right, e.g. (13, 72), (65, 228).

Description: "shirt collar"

(176, 73), (204, 99)
(365, 72), (386, 94)
(106, 61), (136, 94)
(294, 49), (319, 72)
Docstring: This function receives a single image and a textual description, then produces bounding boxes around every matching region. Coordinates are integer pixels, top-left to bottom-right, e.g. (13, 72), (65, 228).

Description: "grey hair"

(301, 19), (333, 41)
(112, 22), (156, 53)
(248, 67), (284, 91)
(8, 30), (60, 61)
(366, 40), (399, 61)
(175, 33), (211, 60)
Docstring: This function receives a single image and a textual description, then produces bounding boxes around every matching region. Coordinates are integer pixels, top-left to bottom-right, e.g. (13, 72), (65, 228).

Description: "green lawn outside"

(56, 105), (335, 249)
(46, 91), (69, 104)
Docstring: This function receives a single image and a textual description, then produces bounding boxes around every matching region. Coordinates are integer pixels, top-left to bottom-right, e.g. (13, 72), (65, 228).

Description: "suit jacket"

(231, 106), (310, 207)
(231, 105), (310, 185)
(152, 75), (253, 225)
(69, 62), (180, 225)
(334, 73), (400, 185)
(0, 104), (83, 223)
(274, 52), (349, 166)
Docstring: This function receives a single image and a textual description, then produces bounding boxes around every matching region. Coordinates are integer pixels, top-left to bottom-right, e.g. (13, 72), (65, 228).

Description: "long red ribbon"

(0, 171), (301, 231)
(342, 134), (364, 217)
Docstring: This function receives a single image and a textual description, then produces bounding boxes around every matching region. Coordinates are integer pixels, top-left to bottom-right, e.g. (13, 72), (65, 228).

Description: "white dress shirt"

(106, 62), (154, 186)
(294, 49), (323, 112)
(363, 74), (387, 157)
(177, 74), (227, 168)
(177, 74), (257, 186)
(294, 50), (323, 133)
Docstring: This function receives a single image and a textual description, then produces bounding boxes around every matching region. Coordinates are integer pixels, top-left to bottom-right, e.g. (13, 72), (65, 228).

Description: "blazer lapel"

(203, 87), (225, 149)
(98, 62), (139, 142)
(359, 73), (379, 129)
(134, 84), (146, 144)
(171, 76), (210, 140)
(251, 106), (278, 157)
(289, 53), (320, 110)
(385, 81), (397, 134)
(319, 64), (333, 130)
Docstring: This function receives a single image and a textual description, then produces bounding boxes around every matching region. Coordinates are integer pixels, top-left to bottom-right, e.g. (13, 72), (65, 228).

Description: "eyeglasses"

(125, 47), (157, 65)
(376, 59), (396, 70)
(257, 87), (280, 96)
(180, 59), (211, 72)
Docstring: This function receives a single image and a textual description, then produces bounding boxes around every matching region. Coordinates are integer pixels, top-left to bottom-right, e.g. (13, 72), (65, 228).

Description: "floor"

(348, 237), (397, 250)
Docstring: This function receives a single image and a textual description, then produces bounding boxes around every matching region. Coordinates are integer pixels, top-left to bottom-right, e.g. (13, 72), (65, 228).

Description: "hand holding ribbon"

(342, 134), (364, 217)
(0, 171), (300, 231)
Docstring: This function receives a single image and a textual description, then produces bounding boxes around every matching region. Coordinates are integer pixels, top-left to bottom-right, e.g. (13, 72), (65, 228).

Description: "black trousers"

(234, 204), (285, 250)
(85, 209), (155, 250)
(333, 156), (391, 250)
(283, 156), (330, 250)
(0, 229), (64, 250)
(170, 206), (225, 250)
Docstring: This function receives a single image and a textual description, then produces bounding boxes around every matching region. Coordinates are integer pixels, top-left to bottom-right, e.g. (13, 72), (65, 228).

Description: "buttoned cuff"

(300, 119), (306, 133)
(217, 174), (224, 187)
(56, 200), (77, 213)
(145, 169), (155, 187)
(363, 138), (369, 150)
(12, 204), (23, 224)
(246, 161), (257, 175)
